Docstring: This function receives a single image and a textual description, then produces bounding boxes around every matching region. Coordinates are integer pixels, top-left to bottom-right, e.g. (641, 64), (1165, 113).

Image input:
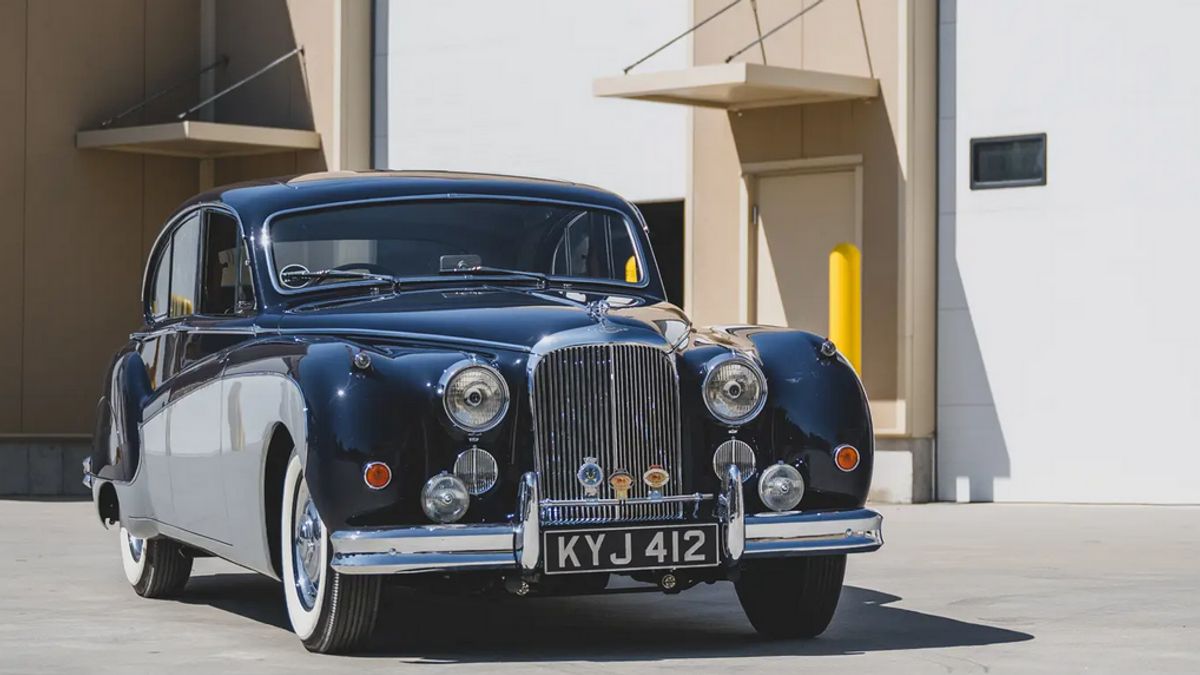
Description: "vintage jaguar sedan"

(84, 170), (883, 653)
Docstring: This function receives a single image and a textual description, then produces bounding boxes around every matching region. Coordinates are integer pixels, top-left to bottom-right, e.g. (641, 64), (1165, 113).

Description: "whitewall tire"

(280, 452), (380, 653)
(118, 526), (192, 598)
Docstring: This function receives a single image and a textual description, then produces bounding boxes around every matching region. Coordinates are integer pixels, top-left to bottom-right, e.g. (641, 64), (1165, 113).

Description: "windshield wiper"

(279, 268), (396, 289)
(439, 265), (549, 289)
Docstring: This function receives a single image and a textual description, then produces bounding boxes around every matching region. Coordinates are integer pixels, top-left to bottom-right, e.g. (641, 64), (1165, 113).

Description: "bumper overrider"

(329, 468), (883, 576)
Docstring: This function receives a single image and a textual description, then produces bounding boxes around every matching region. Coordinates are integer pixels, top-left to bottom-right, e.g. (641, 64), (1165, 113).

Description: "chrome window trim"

(700, 351), (769, 427)
(437, 358), (511, 434)
(142, 202), (259, 325)
(257, 194), (655, 298)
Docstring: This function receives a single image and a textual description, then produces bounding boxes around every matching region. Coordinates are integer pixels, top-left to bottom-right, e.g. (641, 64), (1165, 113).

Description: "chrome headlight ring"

(701, 352), (768, 426)
(439, 359), (510, 433)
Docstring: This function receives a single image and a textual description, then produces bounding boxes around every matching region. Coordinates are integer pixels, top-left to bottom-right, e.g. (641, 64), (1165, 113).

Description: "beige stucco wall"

(0, 0), (201, 436)
(688, 0), (935, 436)
(0, 0), (368, 437)
(213, 0), (371, 184)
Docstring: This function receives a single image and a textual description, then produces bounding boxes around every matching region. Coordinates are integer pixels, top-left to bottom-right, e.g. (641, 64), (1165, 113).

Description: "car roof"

(182, 170), (636, 225)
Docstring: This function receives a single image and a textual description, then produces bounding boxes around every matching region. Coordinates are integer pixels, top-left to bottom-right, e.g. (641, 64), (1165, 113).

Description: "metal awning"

(594, 62), (878, 110)
(76, 121), (321, 159)
(76, 47), (319, 160)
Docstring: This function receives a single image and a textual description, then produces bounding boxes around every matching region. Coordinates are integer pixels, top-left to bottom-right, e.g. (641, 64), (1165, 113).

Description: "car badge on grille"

(577, 458), (604, 498)
(609, 468), (633, 500)
(643, 464), (670, 500)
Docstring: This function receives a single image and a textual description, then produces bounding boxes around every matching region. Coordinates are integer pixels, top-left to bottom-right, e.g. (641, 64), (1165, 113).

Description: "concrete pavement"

(0, 500), (1196, 673)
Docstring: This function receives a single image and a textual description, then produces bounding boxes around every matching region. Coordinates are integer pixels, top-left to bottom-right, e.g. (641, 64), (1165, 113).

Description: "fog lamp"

(421, 473), (470, 523)
(758, 463), (804, 512)
(712, 439), (756, 482)
(454, 447), (499, 495)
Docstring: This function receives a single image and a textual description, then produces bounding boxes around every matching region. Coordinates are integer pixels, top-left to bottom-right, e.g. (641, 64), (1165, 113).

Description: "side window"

(200, 211), (241, 315)
(148, 242), (172, 321)
(169, 214), (201, 318)
(549, 211), (640, 282)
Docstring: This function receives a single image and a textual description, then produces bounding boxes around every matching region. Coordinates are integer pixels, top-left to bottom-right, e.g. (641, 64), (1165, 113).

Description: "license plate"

(542, 523), (721, 575)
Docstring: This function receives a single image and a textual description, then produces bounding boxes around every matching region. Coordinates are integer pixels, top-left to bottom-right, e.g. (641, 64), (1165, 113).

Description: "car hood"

(273, 286), (692, 354)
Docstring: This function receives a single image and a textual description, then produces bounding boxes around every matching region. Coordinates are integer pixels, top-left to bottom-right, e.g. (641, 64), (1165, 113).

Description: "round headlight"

(702, 355), (766, 425)
(454, 447), (499, 495)
(441, 362), (509, 433)
(421, 473), (470, 523)
(712, 439), (756, 482)
(758, 463), (805, 512)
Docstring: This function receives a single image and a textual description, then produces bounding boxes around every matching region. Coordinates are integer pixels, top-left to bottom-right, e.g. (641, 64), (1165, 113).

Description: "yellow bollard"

(829, 242), (862, 374)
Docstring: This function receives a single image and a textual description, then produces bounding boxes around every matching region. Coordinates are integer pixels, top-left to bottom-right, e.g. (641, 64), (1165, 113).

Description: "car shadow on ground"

(180, 572), (1033, 662)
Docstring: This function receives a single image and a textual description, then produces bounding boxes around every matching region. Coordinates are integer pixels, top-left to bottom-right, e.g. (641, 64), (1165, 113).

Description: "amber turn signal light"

(834, 445), (860, 472)
(363, 462), (392, 490)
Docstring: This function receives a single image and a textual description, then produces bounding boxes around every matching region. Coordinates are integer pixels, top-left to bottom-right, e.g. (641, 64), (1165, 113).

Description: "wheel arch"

(262, 422), (297, 579)
(96, 481), (119, 526)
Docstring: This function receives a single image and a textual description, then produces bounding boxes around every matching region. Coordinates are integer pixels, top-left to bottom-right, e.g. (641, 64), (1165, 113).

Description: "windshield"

(267, 199), (645, 290)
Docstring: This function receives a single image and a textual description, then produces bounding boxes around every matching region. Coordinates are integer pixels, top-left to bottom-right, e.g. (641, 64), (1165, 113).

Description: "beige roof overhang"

(76, 121), (321, 159)
(594, 62), (878, 110)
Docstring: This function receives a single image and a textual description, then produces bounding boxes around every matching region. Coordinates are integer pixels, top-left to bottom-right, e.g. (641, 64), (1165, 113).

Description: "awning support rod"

(623, 0), (744, 74)
(99, 55), (229, 128)
(179, 45), (305, 120)
(725, 0), (828, 63)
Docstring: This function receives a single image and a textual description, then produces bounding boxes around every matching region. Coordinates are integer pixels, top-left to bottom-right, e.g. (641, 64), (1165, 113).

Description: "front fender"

(265, 338), (524, 531)
(749, 327), (873, 508)
(683, 326), (873, 510)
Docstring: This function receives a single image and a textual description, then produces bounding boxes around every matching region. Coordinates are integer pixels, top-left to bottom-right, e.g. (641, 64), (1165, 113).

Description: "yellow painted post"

(829, 242), (862, 373)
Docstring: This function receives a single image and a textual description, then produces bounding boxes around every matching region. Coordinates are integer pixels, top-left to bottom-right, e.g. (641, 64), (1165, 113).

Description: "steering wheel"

(333, 262), (393, 276)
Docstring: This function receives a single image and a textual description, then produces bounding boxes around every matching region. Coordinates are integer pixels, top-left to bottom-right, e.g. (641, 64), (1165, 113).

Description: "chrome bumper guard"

(329, 469), (883, 576)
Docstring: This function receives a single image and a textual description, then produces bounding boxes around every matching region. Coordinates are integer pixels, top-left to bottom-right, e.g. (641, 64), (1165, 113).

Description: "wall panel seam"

(19, 0), (29, 432)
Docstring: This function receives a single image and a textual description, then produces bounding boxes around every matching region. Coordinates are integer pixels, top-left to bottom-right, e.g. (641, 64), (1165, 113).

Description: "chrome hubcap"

(292, 480), (323, 610)
(126, 530), (144, 563)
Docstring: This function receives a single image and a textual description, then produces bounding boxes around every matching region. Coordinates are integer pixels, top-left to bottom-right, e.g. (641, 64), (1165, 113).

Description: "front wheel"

(119, 527), (193, 598)
(735, 555), (847, 639)
(280, 452), (380, 653)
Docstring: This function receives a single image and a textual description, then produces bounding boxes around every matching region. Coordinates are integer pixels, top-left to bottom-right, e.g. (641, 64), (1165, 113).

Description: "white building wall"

(375, 0), (689, 203)
(939, 0), (1200, 503)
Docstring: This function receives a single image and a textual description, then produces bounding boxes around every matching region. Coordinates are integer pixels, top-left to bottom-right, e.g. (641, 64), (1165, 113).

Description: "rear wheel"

(280, 452), (380, 653)
(735, 555), (846, 639)
(119, 527), (193, 598)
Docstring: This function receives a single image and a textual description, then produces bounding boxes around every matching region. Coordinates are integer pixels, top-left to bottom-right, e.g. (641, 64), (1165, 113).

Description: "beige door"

(754, 169), (859, 331)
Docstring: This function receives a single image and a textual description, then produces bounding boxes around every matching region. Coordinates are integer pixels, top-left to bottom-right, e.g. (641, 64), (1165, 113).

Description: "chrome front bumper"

(329, 469), (883, 575)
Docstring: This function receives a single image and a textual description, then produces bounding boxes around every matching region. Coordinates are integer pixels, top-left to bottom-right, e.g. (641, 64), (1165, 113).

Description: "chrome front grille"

(531, 343), (684, 525)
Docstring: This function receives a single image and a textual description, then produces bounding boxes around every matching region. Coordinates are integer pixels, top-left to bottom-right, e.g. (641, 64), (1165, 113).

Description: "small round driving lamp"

(702, 355), (767, 425)
(421, 473), (470, 523)
(758, 463), (805, 512)
(441, 362), (509, 433)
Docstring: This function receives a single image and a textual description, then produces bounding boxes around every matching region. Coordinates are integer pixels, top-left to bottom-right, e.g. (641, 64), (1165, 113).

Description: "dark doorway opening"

(635, 200), (684, 306)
